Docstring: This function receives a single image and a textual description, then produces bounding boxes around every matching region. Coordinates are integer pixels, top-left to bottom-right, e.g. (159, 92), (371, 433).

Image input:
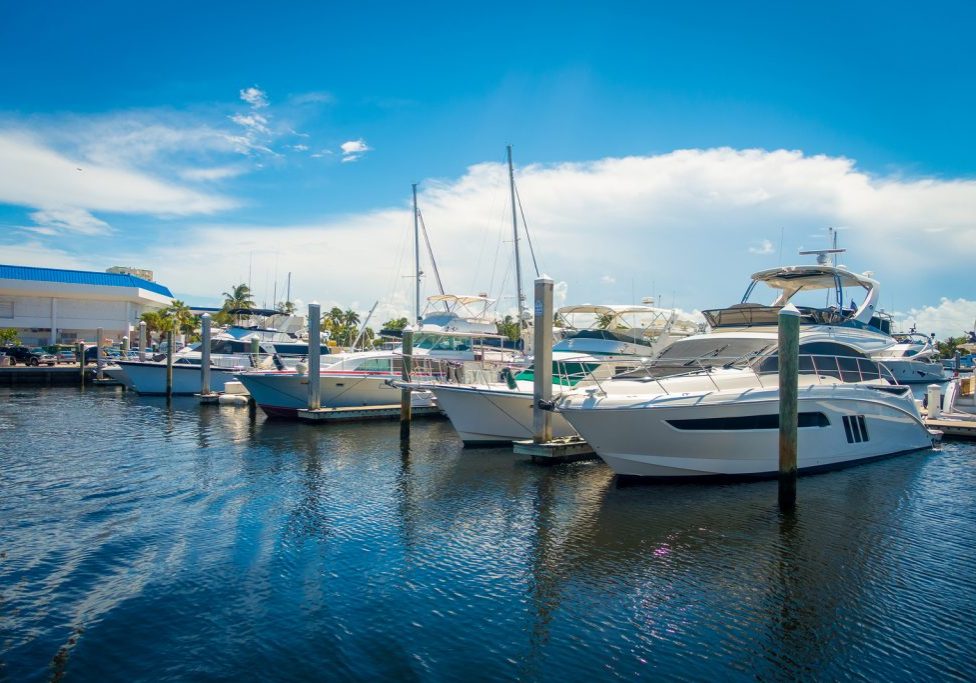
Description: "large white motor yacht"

(871, 330), (945, 383)
(552, 264), (937, 479)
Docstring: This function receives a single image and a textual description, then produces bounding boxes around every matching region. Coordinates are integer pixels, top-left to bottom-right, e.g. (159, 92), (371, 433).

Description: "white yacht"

(237, 294), (522, 418)
(112, 311), (330, 395)
(871, 329), (945, 384)
(552, 263), (936, 479)
(404, 303), (701, 445)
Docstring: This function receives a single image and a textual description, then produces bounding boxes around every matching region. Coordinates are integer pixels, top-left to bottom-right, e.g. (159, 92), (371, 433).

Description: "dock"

(924, 417), (976, 440)
(296, 404), (444, 423)
(513, 436), (597, 463)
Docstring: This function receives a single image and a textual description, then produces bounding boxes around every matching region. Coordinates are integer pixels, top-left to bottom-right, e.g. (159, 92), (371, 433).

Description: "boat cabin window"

(756, 342), (882, 381)
(356, 358), (392, 372)
(413, 334), (471, 352)
(616, 338), (776, 378)
(515, 361), (601, 387)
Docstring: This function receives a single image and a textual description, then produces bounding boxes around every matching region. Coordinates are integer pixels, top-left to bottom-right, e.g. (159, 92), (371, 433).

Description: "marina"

(1, 385), (973, 680)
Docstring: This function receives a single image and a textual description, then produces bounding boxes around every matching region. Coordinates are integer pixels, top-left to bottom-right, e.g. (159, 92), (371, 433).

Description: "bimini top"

(556, 304), (697, 335)
(750, 265), (879, 297)
(703, 264), (883, 330)
(0, 263), (173, 298)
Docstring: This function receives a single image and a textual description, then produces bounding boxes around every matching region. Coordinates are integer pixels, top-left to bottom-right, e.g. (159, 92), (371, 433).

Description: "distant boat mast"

(507, 145), (526, 329)
(413, 182), (422, 325)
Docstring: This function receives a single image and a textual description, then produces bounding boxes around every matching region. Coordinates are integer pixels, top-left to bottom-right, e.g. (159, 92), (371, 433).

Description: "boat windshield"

(617, 337), (775, 378)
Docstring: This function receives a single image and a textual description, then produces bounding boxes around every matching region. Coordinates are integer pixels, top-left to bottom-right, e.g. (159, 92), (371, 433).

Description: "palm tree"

(222, 283), (255, 310)
(166, 300), (198, 338)
(140, 310), (173, 346)
(222, 283), (255, 324)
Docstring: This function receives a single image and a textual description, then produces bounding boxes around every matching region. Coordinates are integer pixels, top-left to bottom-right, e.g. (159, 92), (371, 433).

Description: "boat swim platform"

(513, 436), (598, 464)
(296, 404), (444, 423)
(924, 417), (976, 440)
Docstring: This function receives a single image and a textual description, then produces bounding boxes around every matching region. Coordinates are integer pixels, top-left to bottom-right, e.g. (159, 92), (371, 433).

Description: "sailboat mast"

(507, 145), (525, 328)
(413, 183), (422, 325)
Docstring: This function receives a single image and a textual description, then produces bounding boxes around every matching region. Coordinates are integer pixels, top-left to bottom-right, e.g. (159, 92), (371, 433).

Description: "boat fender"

(537, 399), (556, 411)
(295, 362), (308, 376)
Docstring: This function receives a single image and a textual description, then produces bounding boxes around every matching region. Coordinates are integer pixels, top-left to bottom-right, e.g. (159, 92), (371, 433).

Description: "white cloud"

(600, 275), (616, 284)
(897, 298), (976, 340)
(289, 144), (310, 152)
(290, 91), (334, 106)
(239, 86), (268, 108)
(230, 113), (270, 135)
(340, 138), (371, 162)
(7, 147), (974, 337)
(0, 132), (237, 216)
(29, 207), (112, 236)
(179, 165), (248, 182)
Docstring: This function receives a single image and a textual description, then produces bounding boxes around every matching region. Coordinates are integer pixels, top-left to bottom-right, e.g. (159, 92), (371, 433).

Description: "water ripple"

(0, 388), (974, 681)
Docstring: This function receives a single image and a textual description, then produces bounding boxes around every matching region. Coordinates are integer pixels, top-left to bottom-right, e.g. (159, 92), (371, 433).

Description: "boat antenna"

(507, 145), (526, 328)
(286, 272), (291, 307)
(412, 183), (422, 325)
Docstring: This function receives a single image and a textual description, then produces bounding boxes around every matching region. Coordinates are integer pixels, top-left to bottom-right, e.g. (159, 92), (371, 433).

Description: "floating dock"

(924, 417), (976, 440)
(296, 404), (443, 423)
(513, 436), (597, 463)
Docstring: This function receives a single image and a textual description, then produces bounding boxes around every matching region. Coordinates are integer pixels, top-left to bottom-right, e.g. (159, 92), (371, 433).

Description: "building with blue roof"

(0, 264), (173, 347)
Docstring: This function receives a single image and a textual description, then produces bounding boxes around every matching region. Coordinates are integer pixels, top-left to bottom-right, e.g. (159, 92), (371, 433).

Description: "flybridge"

(701, 263), (887, 333)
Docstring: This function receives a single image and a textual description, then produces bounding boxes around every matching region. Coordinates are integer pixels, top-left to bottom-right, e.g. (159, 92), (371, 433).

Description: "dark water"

(1, 388), (974, 682)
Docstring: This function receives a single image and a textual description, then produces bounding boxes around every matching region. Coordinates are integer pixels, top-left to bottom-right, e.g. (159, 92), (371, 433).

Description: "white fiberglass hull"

(559, 383), (935, 478)
(879, 359), (946, 384)
(430, 384), (578, 445)
(115, 361), (240, 395)
(238, 371), (434, 418)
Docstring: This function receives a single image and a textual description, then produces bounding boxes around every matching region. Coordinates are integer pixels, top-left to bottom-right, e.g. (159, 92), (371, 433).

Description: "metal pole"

(96, 327), (104, 380)
(200, 313), (212, 396)
(77, 341), (85, 387)
(532, 276), (554, 444)
(165, 330), (174, 397)
(954, 350), (961, 378)
(138, 321), (147, 361)
(412, 183), (422, 325)
(400, 329), (414, 437)
(778, 304), (800, 511)
(308, 303), (321, 410)
(508, 145), (525, 329)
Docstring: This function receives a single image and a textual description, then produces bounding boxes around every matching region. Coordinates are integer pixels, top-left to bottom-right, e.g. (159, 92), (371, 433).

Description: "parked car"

(57, 350), (76, 364)
(29, 348), (57, 366)
(0, 345), (56, 366)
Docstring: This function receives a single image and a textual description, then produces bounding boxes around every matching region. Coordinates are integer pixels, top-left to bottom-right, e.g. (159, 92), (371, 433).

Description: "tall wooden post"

(533, 276), (554, 444)
(400, 329), (414, 438)
(778, 303), (800, 511)
(307, 303), (321, 410)
(200, 313), (212, 396)
(77, 341), (85, 387)
(96, 327), (104, 380)
(138, 321), (147, 361)
(165, 330), (174, 397)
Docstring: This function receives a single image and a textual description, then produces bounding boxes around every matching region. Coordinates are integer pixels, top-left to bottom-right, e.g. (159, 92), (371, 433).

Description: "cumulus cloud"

(897, 298), (976, 339)
(340, 138), (371, 162)
(239, 86), (268, 108)
(230, 113), (270, 135)
(7, 147), (976, 336)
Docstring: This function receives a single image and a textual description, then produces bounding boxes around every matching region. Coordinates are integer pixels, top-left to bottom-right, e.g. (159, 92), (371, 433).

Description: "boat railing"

(579, 353), (896, 396)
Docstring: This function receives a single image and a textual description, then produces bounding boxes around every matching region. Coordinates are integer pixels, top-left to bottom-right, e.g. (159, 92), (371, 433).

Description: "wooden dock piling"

(307, 303), (321, 410)
(400, 329), (414, 439)
(165, 330), (174, 397)
(200, 313), (212, 396)
(778, 303), (800, 511)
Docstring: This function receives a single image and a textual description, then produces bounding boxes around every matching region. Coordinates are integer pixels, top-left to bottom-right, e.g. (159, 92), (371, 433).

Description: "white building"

(0, 264), (173, 346)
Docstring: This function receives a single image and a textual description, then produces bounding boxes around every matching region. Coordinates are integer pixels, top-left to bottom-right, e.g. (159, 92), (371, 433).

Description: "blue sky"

(1, 1), (975, 335)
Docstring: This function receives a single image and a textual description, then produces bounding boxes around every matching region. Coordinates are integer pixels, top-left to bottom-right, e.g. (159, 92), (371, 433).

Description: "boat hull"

(430, 384), (577, 445)
(238, 371), (433, 418)
(880, 359), (946, 384)
(115, 361), (241, 395)
(559, 385), (935, 478)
